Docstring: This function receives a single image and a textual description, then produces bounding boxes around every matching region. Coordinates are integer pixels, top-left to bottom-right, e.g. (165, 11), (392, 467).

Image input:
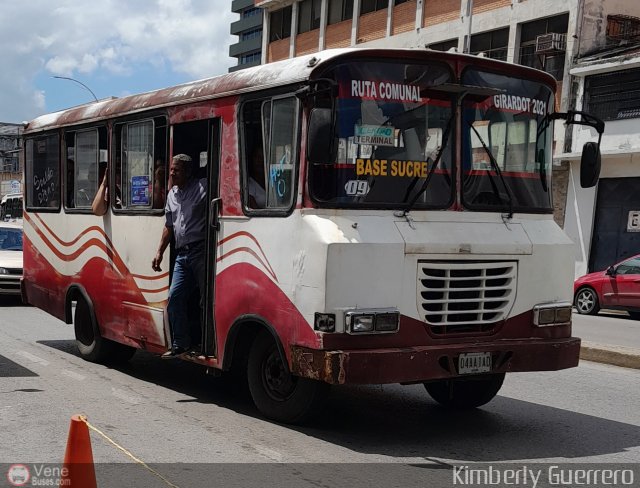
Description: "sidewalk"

(573, 311), (640, 370)
(580, 341), (640, 369)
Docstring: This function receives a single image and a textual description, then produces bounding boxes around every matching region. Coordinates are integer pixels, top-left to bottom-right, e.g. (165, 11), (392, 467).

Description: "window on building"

(269, 6), (293, 42)
(240, 52), (262, 65)
(114, 116), (167, 211)
(243, 7), (261, 18)
(64, 127), (108, 210)
(241, 96), (299, 212)
(470, 28), (509, 61)
(519, 14), (568, 80)
(298, 0), (322, 33)
(429, 39), (458, 52)
(328, 0), (353, 24)
(585, 68), (640, 121)
(25, 133), (60, 210)
(394, 0), (409, 4)
(241, 28), (262, 41)
(361, 0), (389, 15)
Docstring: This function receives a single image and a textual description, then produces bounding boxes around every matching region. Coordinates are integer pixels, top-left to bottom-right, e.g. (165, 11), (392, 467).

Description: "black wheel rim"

(261, 346), (296, 402)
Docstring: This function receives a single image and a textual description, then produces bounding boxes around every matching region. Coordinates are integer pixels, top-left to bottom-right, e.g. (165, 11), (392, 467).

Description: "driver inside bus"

(152, 154), (207, 358)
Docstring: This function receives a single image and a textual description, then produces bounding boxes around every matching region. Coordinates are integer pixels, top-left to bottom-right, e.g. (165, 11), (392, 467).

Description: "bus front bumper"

(290, 337), (581, 385)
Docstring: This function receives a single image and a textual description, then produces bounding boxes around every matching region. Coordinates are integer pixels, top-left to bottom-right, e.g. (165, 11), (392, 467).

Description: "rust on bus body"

(291, 337), (580, 385)
(25, 53), (319, 133)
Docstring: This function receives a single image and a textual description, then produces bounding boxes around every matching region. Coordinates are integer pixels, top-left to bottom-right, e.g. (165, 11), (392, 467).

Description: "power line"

(52, 76), (98, 102)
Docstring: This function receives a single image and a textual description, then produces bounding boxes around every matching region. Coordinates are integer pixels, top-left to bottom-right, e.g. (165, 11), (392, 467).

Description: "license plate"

(458, 352), (492, 374)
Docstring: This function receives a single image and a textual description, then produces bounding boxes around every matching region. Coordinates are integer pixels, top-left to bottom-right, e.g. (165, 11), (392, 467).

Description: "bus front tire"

(247, 331), (329, 424)
(424, 373), (505, 409)
(74, 298), (136, 364)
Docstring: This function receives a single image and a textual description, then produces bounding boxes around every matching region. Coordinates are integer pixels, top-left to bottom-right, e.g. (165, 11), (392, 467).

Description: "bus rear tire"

(74, 297), (136, 364)
(74, 297), (111, 363)
(424, 373), (505, 409)
(247, 331), (329, 424)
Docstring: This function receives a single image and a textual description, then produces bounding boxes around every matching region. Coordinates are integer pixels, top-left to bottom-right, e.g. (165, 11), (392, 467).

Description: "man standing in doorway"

(152, 154), (207, 358)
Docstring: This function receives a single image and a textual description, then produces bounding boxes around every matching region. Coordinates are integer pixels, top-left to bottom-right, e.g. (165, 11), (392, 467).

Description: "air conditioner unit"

(535, 33), (566, 54)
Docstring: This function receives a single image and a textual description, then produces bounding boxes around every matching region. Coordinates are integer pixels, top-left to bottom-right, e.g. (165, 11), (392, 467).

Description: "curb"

(580, 341), (640, 370)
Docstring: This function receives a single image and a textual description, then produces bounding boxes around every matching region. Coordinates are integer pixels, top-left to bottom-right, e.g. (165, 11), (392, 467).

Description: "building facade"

(0, 123), (23, 198)
(560, 3), (640, 277)
(229, 0), (265, 72)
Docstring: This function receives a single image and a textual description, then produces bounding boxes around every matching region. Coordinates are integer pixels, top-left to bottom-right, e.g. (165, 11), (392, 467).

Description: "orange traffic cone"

(60, 415), (97, 488)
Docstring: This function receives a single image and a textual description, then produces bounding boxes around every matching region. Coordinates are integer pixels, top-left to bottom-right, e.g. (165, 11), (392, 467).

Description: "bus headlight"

(345, 309), (400, 334)
(533, 302), (572, 326)
(350, 314), (374, 333)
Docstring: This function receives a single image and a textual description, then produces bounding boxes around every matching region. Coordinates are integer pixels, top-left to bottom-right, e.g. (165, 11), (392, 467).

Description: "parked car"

(574, 254), (640, 318)
(0, 221), (23, 295)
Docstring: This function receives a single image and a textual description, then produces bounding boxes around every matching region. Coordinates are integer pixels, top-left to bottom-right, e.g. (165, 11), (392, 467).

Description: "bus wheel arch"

(246, 328), (329, 424)
(66, 285), (135, 364)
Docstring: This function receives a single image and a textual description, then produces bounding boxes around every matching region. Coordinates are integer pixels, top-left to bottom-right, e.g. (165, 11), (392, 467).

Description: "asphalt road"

(0, 298), (638, 486)
(573, 310), (640, 349)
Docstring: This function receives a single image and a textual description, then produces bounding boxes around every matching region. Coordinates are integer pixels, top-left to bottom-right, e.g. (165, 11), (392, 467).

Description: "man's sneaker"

(161, 346), (187, 359)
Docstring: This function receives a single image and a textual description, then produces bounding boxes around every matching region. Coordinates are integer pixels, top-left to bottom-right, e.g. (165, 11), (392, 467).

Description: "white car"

(0, 221), (23, 295)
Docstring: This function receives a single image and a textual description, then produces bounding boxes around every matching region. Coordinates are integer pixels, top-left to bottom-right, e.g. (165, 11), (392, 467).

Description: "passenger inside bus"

(66, 159), (75, 207)
(91, 162), (109, 216)
(153, 163), (167, 209)
(248, 144), (266, 208)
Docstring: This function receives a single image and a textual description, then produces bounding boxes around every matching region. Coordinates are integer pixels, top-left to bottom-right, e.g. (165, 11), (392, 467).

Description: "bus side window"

(241, 96), (299, 212)
(65, 127), (108, 210)
(242, 100), (267, 210)
(114, 117), (167, 211)
(266, 97), (297, 209)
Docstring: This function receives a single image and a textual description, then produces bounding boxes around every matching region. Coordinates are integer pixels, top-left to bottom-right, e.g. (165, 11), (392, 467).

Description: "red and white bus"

(22, 48), (603, 423)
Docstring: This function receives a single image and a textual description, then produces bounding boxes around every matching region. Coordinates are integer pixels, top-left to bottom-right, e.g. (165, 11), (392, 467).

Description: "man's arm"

(152, 225), (173, 271)
(91, 172), (108, 216)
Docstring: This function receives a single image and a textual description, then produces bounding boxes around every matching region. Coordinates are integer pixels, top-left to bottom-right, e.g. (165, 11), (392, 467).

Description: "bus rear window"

(25, 134), (60, 210)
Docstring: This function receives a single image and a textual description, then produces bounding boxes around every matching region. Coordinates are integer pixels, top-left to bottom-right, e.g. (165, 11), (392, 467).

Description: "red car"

(574, 254), (640, 318)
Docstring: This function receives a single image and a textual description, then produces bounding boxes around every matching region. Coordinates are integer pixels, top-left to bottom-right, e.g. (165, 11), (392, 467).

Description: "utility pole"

(462, 0), (474, 54)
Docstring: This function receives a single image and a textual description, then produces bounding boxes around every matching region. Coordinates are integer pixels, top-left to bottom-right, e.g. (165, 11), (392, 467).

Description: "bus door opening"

(170, 118), (221, 357)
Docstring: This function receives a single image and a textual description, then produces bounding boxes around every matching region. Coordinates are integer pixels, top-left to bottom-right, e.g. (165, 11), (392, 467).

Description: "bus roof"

(24, 48), (555, 134)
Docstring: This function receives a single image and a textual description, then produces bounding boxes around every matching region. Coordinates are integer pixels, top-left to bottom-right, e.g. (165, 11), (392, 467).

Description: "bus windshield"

(461, 68), (554, 212)
(310, 60), (454, 209)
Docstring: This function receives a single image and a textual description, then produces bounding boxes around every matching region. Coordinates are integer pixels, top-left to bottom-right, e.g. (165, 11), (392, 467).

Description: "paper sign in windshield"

(354, 125), (395, 146)
(131, 175), (150, 206)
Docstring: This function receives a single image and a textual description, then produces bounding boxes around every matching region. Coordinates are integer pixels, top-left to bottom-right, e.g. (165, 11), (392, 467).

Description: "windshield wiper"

(399, 114), (455, 216)
(467, 121), (514, 219)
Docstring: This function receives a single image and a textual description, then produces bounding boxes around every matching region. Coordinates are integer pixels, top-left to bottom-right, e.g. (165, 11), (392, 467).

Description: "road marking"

(61, 369), (86, 381)
(16, 351), (49, 366)
(111, 387), (141, 405)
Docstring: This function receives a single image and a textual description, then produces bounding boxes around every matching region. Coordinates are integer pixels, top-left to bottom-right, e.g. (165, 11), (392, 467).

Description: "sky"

(0, 0), (237, 123)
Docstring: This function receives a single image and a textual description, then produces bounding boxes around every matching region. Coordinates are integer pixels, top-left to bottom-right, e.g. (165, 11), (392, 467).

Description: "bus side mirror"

(307, 108), (337, 164)
(580, 141), (601, 188)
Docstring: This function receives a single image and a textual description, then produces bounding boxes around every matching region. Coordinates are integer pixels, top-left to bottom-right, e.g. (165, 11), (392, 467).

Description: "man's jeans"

(167, 242), (205, 350)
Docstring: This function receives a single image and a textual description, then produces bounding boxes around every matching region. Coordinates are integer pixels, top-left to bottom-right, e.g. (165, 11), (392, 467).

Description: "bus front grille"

(417, 260), (516, 335)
